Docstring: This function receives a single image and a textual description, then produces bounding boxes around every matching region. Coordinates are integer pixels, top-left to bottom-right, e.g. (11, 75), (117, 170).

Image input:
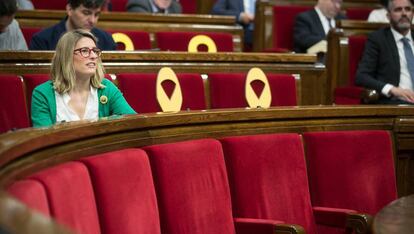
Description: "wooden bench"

(0, 106), (413, 233)
(15, 10), (244, 51)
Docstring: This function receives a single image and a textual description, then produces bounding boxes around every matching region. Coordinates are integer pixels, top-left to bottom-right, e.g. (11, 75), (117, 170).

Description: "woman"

(31, 29), (136, 127)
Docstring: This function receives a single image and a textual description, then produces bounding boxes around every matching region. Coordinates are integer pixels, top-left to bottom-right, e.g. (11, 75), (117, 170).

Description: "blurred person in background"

(0, 0), (28, 50)
(126, 0), (182, 13)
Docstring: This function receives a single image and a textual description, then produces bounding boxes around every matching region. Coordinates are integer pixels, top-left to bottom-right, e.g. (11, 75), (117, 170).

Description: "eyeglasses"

(73, 47), (102, 58)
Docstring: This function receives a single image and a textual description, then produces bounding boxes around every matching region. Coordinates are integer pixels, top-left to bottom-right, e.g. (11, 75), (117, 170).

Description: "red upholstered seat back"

(22, 74), (50, 117)
(7, 179), (50, 216)
(32, 0), (66, 9)
(208, 72), (297, 108)
(345, 8), (373, 20)
(155, 31), (234, 52)
(29, 162), (101, 234)
(220, 133), (317, 234)
(111, 0), (128, 11)
(303, 130), (398, 215)
(21, 27), (41, 47)
(117, 72), (206, 113)
(348, 35), (367, 86)
(144, 139), (236, 234)
(80, 149), (161, 234)
(0, 75), (30, 133)
(107, 30), (152, 50)
(272, 5), (312, 51)
(180, 0), (196, 13)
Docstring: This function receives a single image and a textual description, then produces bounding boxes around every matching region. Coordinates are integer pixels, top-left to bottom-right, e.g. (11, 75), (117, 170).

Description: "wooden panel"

(0, 51), (325, 105)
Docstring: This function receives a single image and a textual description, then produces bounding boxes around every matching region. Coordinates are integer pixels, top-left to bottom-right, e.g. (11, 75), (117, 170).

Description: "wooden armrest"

(345, 213), (373, 234)
(234, 217), (305, 234)
(361, 89), (379, 104)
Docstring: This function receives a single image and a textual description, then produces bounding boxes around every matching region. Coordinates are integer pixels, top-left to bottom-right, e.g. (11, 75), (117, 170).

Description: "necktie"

(326, 17), (333, 29)
(401, 37), (414, 83)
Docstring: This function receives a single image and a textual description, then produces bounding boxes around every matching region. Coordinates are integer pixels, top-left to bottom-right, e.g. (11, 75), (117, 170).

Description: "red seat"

(110, 0), (128, 11)
(0, 75), (30, 133)
(107, 30), (151, 50)
(7, 179), (50, 216)
(144, 139), (290, 234)
(29, 162), (101, 234)
(155, 31), (234, 52)
(303, 131), (398, 220)
(180, 0), (196, 14)
(22, 74), (50, 117)
(220, 133), (317, 233)
(208, 72), (297, 108)
(334, 35), (367, 104)
(31, 0), (66, 9)
(117, 72), (206, 113)
(346, 8), (373, 20)
(21, 27), (41, 47)
(80, 149), (161, 234)
(271, 5), (312, 52)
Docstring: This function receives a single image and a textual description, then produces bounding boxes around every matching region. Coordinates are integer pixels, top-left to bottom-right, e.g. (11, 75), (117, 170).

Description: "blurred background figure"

(17, 0), (34, 9)
(126, 0), (182, 14)
(368, 0), (389, 22)
(0, 0), (28, 50)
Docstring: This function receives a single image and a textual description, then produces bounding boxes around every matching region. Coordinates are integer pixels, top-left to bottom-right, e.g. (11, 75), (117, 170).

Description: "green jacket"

(31, 79), (136, 127)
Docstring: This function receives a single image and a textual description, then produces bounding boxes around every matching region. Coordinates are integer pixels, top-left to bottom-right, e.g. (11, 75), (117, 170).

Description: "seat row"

(7, 130), (397, 234)
(0, 69), (297, 132)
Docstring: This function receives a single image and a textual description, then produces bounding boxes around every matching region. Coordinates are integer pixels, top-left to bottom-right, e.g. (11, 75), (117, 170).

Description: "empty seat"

(303, 130), (398, 216)
(80, 149), (161, 234)
(334, 35), (368, 104)
(155, 31), (234, 52)
(0, 75), (30, 133)
(208, 71), (297, 109)
(117, 71), (206, 113)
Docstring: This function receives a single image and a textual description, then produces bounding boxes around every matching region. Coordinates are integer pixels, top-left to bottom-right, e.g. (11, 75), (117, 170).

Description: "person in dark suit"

(126, 0), (182, 13)
(29, 0), (115, 50)
(293, 0), (346, 54)
(356, 0), (414, 104)
(211, 0), (255, 50)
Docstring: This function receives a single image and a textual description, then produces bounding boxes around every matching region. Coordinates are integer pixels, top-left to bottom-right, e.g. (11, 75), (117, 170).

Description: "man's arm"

(293, 13), (325, 53)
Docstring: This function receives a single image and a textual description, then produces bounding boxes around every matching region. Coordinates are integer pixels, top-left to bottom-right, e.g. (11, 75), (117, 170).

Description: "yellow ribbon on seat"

(245, 67), (272, 108)
(112, 33), (134, 51)
(156, 67), (183, 112)
(188, 35), (217, 53)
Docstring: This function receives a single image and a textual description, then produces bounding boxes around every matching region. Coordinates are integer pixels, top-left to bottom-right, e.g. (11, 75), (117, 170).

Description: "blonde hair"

(51, 29), (106, 94)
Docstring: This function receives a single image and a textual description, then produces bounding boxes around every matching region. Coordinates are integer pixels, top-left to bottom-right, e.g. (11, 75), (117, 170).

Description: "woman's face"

(73, 37), (100, 79)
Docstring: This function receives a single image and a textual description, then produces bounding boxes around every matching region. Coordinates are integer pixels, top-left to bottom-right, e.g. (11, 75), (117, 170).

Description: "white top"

(55, 86), (99, 123)
(315, 7), (335, 35)
(0, 20), (28, 50)
(243, 0), (255, 16)
(368, 8), (414, 23)
(382, 28), (414, 96)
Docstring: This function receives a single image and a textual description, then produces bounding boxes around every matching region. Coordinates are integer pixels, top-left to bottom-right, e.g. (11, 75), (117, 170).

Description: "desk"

(373, 195), (414, 233)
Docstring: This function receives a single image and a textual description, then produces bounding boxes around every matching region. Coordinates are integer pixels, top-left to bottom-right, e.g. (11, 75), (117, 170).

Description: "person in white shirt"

(356, 0), (414, 104)
(0, 0), (28, 50)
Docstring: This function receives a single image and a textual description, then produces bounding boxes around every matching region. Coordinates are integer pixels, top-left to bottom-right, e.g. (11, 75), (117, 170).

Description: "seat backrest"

(22, 74), (50, 117)
(117, 72), (206, 113)
(348, 35), (367, 86)
(272, 5), (312, 51)
(21, 27), (41, 47)
(303, 130), (398, 215)
(29, 162), (101, 234)
(0, 75), (30, 133)
(107, 30), (152, 50)
(155, 31), (234, 52)
(345, 7), (373, 20)
(220, 133), (317, 234)
(208, 72), (297, 108)
(80, 149), (161, 234)
(32, 0), (66, 9)
(180, 0), (196, 14)
(144, 139), (236, 234)
(110, 0), (128, 11)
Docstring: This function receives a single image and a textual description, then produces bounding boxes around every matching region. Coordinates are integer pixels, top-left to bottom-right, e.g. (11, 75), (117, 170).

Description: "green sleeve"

(31, 86), (54, 127)
(105, 80), (137, 115)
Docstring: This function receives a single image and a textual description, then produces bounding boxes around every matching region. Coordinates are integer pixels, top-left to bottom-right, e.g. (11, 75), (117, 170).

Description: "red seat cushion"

(180, 0), (196, 13)
(346, 8), (373, 20)
(117, 72), (206, 113)
(0, 75), (30, 132)
(208, 72), (297, 108)
(21, 27), (41, 47)
(80, 149), (161, 234)
(220, 133), (317, 234)
(303, 130), (398, 215)
(30, 162), (101, 234)
(107, 30), (151, 50)
(111, 0), (128, 11)
(156, 31), (234, 52)
(272, 5), (312, 51)
(144, 139), (236, 234)
(32, 0), (66, 9)
(7, 179), (50, 216)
